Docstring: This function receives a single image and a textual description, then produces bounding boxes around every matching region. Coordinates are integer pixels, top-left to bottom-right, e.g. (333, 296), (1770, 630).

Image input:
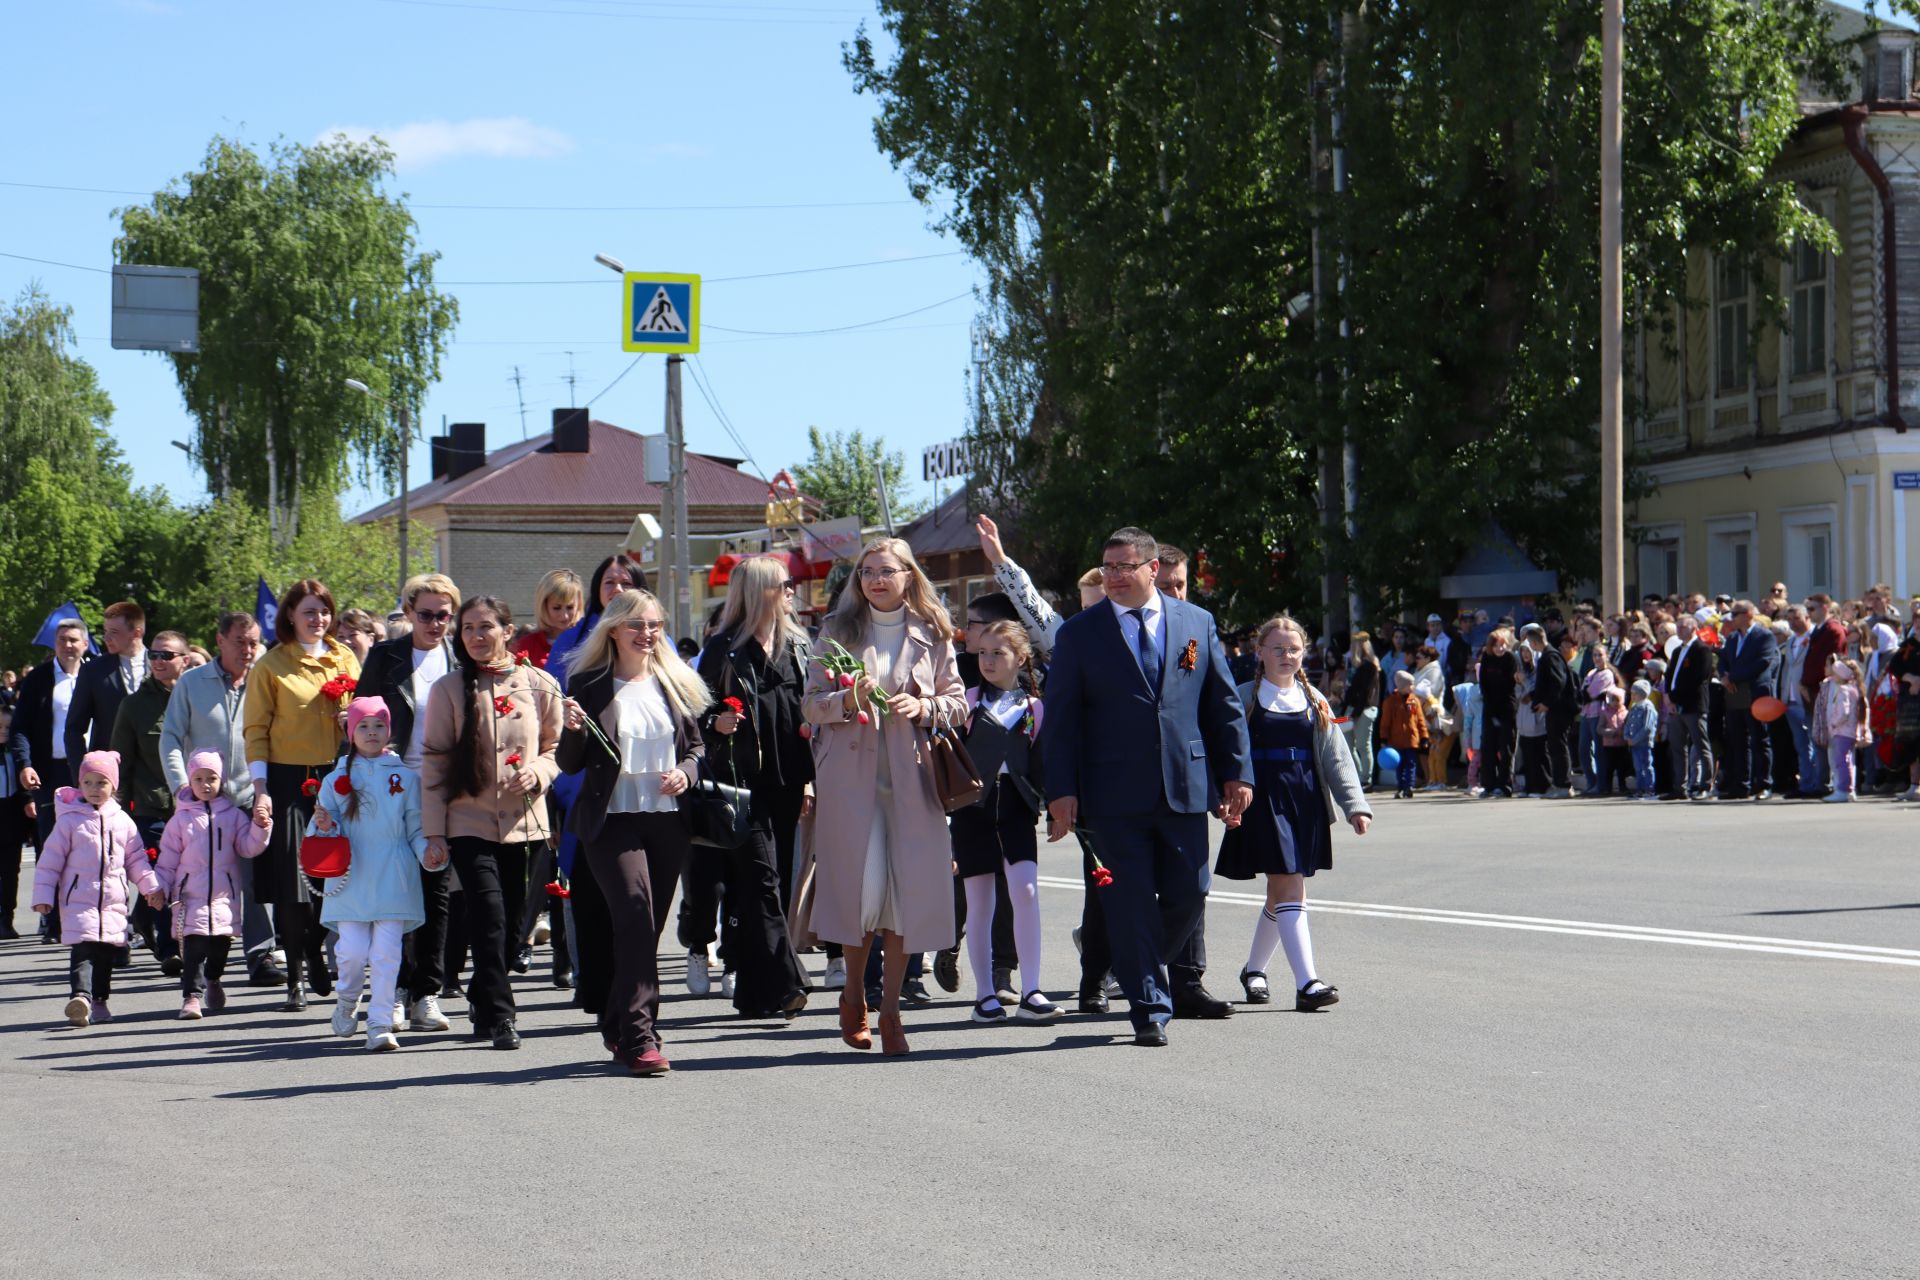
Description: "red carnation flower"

(1092, 867), (1114, 888)
(544, 881), (571, 900)
(722, 696), (745, 717)
(493, 695), (515, 717)
(505, 752), (523, 769)
(146, 846), (159, 863)
(797, 722), (813, 740)
(301, 778), (320, 797)
(333, 775), (354, 795)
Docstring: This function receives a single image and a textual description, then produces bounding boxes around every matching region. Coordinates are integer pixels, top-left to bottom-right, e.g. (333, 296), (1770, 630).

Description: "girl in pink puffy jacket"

(31, 751), (162, 1028)
(154, 749), (272, 1020)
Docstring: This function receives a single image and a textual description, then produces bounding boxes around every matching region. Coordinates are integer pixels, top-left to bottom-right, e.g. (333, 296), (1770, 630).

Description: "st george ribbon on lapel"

(1127, 608), (1164, 697)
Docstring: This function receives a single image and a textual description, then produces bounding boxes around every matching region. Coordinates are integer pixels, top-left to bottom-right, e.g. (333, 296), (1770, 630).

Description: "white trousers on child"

(334, 920), (405, 1030)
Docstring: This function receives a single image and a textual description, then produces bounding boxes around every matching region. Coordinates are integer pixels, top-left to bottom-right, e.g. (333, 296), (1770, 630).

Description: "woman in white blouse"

(558, 589), (709, 1077)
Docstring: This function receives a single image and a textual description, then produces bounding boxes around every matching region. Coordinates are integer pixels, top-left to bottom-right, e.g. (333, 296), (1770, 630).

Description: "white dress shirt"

(50, 664), (78, 760)
(1111, 591), (1166, 683)
(405, 644), (449, 769)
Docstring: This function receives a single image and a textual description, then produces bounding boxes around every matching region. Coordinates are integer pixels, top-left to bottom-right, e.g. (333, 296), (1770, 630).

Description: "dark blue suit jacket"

(1042, 596), (1252, 819)
(1721, 625), (1780, 699)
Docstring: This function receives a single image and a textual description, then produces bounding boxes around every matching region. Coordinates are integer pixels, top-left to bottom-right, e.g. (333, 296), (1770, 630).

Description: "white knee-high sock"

(1273, 902), (1317, 988)
(962, 874), (998, 1004)
(1247, 906), (1283, 976)
(1004, 861), (1044, 996)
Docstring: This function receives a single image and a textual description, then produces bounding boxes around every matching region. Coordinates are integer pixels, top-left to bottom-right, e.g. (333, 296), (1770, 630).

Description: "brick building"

(354, 409), (771, 620)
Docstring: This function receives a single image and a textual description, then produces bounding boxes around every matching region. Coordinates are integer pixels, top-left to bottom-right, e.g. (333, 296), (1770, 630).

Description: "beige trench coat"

(802, 615), (965, 951)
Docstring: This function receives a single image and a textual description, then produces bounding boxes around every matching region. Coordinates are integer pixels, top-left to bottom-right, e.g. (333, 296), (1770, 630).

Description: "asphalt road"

(2, 793), (1915, 1279)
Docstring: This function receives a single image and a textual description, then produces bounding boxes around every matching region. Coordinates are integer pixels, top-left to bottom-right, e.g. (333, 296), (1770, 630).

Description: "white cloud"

(318, 117), (574, 169)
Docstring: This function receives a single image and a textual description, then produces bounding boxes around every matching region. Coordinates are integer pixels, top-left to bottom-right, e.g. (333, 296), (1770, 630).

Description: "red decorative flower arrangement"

(492, 694), (515, 717)
(320, 675), (358, 702)
(722, 696), (745, 717)
(1089, 852), (1115, 888)
(300, 778), (321, 798)
(544, 880), (571, 900)
(333, 775), (354, 795)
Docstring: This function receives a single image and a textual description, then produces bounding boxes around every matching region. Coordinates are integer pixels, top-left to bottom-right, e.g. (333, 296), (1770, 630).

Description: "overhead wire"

(377, 0), (856, 23)
(0, 179), (914, 213)
(705, 290), (972, 336)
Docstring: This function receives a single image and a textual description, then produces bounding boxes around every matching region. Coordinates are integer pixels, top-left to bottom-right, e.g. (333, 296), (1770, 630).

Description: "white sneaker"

(822, 957), (848, 990)
(1102, 973), (1124, 1000)
(687, 950), (713, 996)
(720, 970), (736, 999)
(331, 996), (359, 1038)
(532, 912), (552, 946)
(408, 995), (451, 1032)
(391, 1001), (408, 1029)
(366, 1026), (399, 1052)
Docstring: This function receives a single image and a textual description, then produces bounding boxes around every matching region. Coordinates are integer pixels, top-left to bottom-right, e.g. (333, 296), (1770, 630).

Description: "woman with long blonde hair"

(694, 555), (812, 1018)
(805, 537), (964, 1056)
(557, 589), (710, 1075)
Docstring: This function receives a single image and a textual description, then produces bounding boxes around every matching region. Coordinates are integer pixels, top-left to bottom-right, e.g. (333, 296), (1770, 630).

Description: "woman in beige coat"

(805, 537), (965, 1057)
(422, 595), (563, 1050)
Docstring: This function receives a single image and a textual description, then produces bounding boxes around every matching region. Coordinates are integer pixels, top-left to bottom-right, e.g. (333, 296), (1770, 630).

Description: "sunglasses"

(149, 650), (183, 662)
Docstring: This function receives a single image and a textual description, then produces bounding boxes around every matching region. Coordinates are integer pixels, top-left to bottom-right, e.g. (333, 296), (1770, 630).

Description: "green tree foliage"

(791, 425), (926, 526)
(0, 458), (121, 664)
(115, 134), (457, 549)
(0, 287), (117, 507)
(847, 0), (1844, 619)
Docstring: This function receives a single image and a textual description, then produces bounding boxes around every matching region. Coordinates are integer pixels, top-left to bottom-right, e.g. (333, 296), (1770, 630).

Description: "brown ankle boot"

(839, 993), (872, 1050)
(878, 1010), (909, 1057)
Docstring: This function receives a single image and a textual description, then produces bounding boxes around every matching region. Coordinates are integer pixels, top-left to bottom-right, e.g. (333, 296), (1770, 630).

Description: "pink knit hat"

(186, 749), (224, 782)
(346, 695), (391, 742)
(77, 750), (120, 792)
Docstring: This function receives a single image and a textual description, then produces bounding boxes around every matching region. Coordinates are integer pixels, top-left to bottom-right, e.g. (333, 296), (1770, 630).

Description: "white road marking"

(1034, 876), (1920, 968)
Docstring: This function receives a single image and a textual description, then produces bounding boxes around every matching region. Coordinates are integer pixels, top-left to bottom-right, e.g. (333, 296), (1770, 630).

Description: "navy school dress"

(949, 687), (1043, 879)
(1214, 696), (1331, 880)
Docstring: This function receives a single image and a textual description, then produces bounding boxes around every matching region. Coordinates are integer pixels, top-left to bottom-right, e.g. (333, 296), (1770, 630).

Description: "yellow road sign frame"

(622, 272), (702, 353)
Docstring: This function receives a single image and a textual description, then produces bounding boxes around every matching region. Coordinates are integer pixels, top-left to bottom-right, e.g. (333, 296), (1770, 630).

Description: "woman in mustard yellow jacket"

(244, 579), (361, 1010)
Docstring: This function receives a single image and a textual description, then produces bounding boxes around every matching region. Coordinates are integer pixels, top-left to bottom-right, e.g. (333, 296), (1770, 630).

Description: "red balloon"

(1751, 695), (1786, 723)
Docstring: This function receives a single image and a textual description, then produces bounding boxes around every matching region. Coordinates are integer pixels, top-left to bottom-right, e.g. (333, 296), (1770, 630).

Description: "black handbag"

(686, 774), (754, 848)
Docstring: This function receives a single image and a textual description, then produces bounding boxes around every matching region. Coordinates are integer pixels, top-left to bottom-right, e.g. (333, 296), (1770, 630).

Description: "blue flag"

(31, 601), (86, 649)
(255, 578), (278, 637)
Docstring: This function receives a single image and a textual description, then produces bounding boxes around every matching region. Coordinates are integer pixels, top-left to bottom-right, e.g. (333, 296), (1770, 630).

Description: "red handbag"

(299, 834), (352, 880)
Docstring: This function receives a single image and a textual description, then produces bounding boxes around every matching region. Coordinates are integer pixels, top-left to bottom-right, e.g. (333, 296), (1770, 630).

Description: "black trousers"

(676, 840), (725, 955)
(1544, 710), (1574, 789)
(763, 783), (807, 914)
(32, 758), (71, 848)
(584, 812), (691, 1055)
(263, 764), (327, 991)
(0, 792), (28, 922)
(69, 941), (123, 999)
(1076, 833), (1113, 995)
(1519, 735), (1548, 794)
(181, 934), (232, 996)
(719, 800), (808, 1015)
(1721, 708), (1772, 796)
(398, 865), (452, 1003)
(447, 838), (532, 1031)
(570, 843), (613, 1021)
(1481, 711), (1516, 792)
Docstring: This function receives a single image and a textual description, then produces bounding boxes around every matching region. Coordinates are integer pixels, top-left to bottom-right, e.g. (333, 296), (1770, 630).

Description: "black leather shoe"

(1077, 991), (1110, 1015)
(491, 1023), (522, 1050)
(161, 955), (184, 978)
(1296, 981), (1340, 1011)
(280, 985), (307, 1012)
(511, 947), (532, 975)
(249, 958), (286, 987)
(1172, 984), (1234, 1019)
(1134, 1023), (1168, 1047)
(552, 970), (575, 990)
(1238, 967), (1271, 1004)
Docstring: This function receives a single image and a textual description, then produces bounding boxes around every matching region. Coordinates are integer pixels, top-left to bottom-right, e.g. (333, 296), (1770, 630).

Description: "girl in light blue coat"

(311, 697), (447, 1051)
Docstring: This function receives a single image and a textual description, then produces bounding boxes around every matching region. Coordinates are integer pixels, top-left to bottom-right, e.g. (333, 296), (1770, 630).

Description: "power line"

(584, 354), (645, 407)
(706, 291), (973, 336)
(378, 0), (856, 24)
(0, 251), (110, 274)
(687, 355), (765, 480)
(0, 179), (913, 213)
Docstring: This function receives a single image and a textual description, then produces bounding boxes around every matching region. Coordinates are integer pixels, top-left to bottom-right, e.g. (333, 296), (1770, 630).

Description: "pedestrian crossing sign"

(622, 272), (701, 353)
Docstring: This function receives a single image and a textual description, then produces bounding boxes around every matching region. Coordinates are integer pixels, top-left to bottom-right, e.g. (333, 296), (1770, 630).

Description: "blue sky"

(0, 0), (977, 515)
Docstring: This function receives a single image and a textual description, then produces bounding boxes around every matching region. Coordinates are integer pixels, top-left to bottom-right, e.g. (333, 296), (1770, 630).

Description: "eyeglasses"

(149, 650), (183, 662)
(622, 619), (665, 634)
(859, 568), (909, 581)
(782, 579), (800, 590)
(1099, 561), (1149, 576)
(415, 610), (453, 624)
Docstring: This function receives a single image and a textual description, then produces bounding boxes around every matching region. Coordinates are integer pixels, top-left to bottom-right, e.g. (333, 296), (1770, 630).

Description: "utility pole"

(397, 404), (411, 607)
(665, 354), (692, 640)
(1333, 5), (1360, 630)
(1599, 0), (1625, 613)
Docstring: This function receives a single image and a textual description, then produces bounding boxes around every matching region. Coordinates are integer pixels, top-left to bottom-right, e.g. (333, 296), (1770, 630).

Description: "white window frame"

(1713, 256), (1751, 395)
(1789, 240), (1829, 381)
(1705, 512), (1759, 600)
(1633, 522), (1686, 601)
(1781, 504), (1839, 598)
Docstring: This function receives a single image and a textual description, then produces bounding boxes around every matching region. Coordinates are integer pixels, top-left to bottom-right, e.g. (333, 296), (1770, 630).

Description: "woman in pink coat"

(31, 751), (162, 1028)
(154, 749), (273, 1019)
(804, 537), (965, 1058)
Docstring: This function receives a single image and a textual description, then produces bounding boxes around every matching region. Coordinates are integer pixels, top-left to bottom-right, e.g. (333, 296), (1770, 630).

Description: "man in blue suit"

(1044, 528), (1253, 1046)
(1716, 599), (1780, 800)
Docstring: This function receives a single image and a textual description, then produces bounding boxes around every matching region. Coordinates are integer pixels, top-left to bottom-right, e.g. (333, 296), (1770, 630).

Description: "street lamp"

(595, 252), (691, 639)
(345, 378), (412, 606)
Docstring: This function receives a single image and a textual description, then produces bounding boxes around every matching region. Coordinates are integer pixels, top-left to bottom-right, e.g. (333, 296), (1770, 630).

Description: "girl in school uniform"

(1215, 617), (1372, 1011)
(950, 621), (1058, 1024)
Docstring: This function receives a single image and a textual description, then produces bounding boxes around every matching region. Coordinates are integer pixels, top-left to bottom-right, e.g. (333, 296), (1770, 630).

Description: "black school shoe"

(1238, 967), (1271, 1004)
(1295, 981), (1340, 1011)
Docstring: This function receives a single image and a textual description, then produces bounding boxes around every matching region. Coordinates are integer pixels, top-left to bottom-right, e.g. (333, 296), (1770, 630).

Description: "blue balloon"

(1376, 747), (1401, 772)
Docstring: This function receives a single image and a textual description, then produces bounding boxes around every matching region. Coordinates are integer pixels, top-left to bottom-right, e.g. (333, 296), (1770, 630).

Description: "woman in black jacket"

(1341, 631), (1383, 791)
(694, 555), (812, 1019)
